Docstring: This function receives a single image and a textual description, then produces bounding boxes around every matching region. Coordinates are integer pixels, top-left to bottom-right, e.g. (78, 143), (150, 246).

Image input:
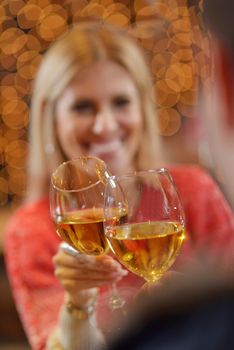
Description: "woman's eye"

(72, 102), (94, 114)
(113, 98), (130, 108)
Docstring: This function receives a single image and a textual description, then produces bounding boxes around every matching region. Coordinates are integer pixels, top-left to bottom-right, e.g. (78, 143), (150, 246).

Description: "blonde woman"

(4, 23), (234, 350)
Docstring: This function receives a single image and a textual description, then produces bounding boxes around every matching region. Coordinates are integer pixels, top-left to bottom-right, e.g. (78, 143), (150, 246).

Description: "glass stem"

(109, 283), (125, 310)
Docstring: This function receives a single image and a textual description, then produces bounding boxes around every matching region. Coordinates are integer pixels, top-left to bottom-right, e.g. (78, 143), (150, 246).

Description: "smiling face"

(55, 60), (143, 175)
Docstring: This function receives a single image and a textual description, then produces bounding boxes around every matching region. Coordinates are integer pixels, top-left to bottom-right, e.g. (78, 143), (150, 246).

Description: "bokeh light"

(0, 0), (209, 207)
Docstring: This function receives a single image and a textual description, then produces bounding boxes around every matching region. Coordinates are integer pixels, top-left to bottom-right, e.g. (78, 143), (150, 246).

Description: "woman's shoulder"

(166, 163), (216, 189)
(4, 196), (51, 234)
(167, 164), (220, 196)
(167, 163), (210, 178)
(11, 196), (49, 215)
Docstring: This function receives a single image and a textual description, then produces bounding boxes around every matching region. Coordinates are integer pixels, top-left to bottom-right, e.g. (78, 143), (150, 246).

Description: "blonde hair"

(27, 22), (162, 201)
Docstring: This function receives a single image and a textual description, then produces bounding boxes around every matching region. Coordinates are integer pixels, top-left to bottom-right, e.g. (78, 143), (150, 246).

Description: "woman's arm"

(170, 165), (234, 266)
(4, 200), (127, 350)
(46, 304), (105, 350)
(48, 248), (127, 350)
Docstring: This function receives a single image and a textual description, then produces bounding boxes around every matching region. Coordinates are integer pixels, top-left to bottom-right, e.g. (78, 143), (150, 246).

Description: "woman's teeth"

(90, 140), (121, 154)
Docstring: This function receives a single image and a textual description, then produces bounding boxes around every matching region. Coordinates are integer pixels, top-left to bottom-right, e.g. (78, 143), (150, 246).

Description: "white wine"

(105, 221), (185, 282)
(55, 208), (106, 255)
(55, 208), (127, 255)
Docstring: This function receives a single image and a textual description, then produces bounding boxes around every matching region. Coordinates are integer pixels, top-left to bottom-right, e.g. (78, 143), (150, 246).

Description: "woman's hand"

(53, 245), (128, 307)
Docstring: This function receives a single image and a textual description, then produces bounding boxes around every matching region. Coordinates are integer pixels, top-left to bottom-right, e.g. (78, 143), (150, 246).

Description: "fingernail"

(120, 269), (128, 276)
(103, 260), (118, 268)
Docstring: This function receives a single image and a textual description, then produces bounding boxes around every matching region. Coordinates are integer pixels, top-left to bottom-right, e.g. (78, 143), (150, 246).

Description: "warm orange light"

(5, 140), (29, 169)
(154, 81), (180, 107)
(17, 4), (42, 29)
(0, 0), (211, 206)
(158, 107), (181, 136)
(37, 14), (67, 41)
(0, 28), (27, 55)
(2, 100), (29, 129)
(105, 13), (129, 27)
(17, 51), (42, 79)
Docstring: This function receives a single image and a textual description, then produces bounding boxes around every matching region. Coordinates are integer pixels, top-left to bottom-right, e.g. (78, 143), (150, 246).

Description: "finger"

(56, 246), (120, 267)
(59, 242), (80, 257)
(53, 252), (92, 268)
(53, 252), (124, 273)
(60, 278), (114, 292)
(55, 265), (127, 281)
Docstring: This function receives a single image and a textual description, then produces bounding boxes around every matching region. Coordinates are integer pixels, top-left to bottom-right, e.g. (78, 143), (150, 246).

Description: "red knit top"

(4, 165), (234, 350)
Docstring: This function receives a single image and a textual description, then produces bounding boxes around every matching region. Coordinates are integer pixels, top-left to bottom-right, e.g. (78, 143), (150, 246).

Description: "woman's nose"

(92, 108), (118, 134)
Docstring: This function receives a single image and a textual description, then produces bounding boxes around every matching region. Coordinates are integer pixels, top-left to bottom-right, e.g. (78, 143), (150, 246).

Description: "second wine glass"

(104, 168), (185, 287)
(50, 156), (125, 310)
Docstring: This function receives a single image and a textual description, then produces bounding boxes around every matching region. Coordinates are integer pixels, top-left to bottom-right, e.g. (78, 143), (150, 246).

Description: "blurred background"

(0, 0), (210, 348)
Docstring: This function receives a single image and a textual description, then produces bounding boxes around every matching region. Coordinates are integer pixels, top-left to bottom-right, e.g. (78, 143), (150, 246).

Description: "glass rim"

(105, 166), (185, 226)
(107, 167), (170, 182)
(51, 156), (108, 192)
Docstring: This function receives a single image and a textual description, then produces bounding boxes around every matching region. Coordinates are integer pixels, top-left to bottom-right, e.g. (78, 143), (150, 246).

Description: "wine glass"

(50, 156), (125, 310)
(104, 168), (185, 286)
